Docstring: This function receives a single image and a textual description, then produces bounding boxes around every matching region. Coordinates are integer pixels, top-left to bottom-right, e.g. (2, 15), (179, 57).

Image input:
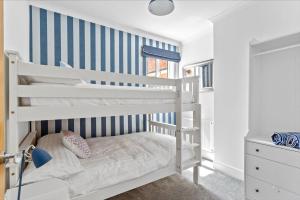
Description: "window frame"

(146, 57), (177, 79)
(182, 59), (214, 88)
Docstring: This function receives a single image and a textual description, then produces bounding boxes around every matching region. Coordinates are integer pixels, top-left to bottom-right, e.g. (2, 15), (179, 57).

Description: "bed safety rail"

(18, 62), (177, 87)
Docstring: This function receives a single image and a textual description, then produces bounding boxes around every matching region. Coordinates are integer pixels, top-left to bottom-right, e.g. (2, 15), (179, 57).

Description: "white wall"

(181, 24), (213, 68)
(4, 0), (29, 61)
(213, 1), (300, 180)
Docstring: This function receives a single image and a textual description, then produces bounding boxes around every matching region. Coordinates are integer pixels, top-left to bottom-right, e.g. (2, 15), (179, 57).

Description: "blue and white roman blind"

(29, 6), (179, 138)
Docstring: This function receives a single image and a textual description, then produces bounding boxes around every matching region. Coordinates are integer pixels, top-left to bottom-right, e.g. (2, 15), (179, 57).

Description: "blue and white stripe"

(30, 6), (178, 138)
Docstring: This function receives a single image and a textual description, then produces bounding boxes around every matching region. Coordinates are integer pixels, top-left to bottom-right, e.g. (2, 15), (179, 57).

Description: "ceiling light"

(148, 0), (175, 16)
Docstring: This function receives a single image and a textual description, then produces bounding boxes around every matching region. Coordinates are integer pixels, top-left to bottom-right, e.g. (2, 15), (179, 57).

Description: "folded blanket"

(271, 132), (289, 145)
(286, 133), (300, 149)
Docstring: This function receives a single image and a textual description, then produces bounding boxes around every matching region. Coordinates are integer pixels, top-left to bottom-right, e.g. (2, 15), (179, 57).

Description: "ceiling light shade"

(148, 0), (175, 16)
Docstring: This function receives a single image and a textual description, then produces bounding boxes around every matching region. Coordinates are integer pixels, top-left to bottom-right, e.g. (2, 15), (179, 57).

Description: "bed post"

(148, 114), (151, 132)
(175, 79), (183, 174)
(193, 77), (201, 184)
(7, 51), (20, 187)
(31, 121), (37, 136)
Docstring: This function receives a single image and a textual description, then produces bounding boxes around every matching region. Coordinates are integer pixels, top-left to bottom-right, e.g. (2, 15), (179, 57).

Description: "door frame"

(0, 0), (5, 198)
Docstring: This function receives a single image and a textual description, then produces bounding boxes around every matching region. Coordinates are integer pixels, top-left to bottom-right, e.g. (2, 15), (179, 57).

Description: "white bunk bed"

(6, 51), (202, 199)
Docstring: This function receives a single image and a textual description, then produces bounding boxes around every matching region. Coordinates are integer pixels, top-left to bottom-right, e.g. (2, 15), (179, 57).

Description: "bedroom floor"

(109, 160), (244, 200)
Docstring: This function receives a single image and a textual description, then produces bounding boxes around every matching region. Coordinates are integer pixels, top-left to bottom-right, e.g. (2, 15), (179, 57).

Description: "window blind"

(142, 45), (181, 62)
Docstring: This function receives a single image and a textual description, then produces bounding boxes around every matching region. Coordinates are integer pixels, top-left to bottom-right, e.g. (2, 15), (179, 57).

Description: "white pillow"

(60, 61), (88, 84)
(22, 133), (83, 185)
(61, 131), (91, 159)
(59, 61), (73, 69)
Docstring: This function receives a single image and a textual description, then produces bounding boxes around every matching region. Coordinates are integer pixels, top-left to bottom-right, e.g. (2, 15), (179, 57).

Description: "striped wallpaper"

(29, 6), (178, 138)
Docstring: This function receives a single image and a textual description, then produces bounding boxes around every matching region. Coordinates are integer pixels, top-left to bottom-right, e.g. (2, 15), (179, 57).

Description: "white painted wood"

(251, 32), (300, 56)
(193, 104), (201, 184)
(18, 63), (176, 86)
(183, 160), (201, 171)
(19, 131), (37, 151)
(73, 166), (175, 200)
(175, 79), (183, 174)
(5, 179), (70, 200)
(149, 121), (176, 131)
(246, 154), (300, 195)
(246, 32), (300, 199)
(192, 76), (201, 184)
(8, 53), (19, 153)
(246, 175), (300, 200)
(182, 127), (200, 135)
(18, 104), (196, 122)
(249, 36), (300, 138)
(30, 121), (36, 133)
(246, 139), (300, 169)
(253, 43), (300, 57)
(7, 52), (20, 187)
(18, 85), (176, 99)
(6, 53), (202, 197)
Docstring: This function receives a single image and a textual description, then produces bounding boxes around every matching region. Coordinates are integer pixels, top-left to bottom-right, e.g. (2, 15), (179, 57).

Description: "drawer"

(246, 176), (300, 200)
(246, 155), (300, 195)
(246, 140), (300, 168)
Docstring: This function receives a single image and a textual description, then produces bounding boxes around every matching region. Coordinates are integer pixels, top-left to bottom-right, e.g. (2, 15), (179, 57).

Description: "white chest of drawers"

(245, 137), (300, 200)
(246, 33), (300, 200)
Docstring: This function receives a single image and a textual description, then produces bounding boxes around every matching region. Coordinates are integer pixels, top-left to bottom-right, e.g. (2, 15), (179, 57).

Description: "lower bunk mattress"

(22, 132), (195, 198)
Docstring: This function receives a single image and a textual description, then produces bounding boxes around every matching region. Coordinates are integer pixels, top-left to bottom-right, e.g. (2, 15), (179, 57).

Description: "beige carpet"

(109, 167), (244, 200)
(109, 174), (219, 200)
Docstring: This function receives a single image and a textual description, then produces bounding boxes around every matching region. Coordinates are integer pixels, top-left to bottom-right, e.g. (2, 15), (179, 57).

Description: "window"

(147, 58), (156, 77)
(147, 58), (176, 79)
(183, 60), (213, 88)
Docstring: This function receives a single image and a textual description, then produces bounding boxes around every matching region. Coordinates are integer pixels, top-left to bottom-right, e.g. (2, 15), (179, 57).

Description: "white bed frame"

(6, 51), (202, 199)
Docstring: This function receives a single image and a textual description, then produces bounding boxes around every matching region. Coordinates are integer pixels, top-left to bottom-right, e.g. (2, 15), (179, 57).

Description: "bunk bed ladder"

(192, 76), (201, 184)
(176, 78), (202, 184)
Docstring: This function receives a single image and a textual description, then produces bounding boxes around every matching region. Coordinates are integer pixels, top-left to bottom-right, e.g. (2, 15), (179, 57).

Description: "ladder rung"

(191, 143), (200, 148)
(182, 127), (200, 135)
(176, 143), (200, 151)
(182, 159), (201, 170)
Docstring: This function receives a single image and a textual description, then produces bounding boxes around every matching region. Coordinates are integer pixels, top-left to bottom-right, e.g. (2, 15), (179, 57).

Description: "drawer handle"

(255, 166), (260, 170)
(255, 149), (260, 152)
(255, 189), (259, 193)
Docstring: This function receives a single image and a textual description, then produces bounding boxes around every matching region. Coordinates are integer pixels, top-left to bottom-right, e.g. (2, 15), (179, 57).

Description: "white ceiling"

(30, 0), (242, 43)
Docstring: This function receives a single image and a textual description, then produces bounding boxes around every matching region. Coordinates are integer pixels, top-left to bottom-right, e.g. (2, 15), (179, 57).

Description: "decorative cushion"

(62, 131), (91, 159)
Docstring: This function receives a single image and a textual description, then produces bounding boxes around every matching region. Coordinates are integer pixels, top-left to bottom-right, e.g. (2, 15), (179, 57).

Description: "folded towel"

(271, 132), (289, 145)
(286, 133), (300, 149)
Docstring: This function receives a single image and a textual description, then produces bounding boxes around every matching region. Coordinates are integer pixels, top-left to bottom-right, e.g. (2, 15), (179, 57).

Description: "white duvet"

(65, 132), (195, 197)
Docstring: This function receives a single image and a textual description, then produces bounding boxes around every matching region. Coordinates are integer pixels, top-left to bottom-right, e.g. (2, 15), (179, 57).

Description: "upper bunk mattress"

(21, 83), (193, 106)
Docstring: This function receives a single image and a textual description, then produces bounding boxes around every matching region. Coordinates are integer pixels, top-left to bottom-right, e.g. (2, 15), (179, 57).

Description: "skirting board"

(202, 149), (214, 161)
(213, 161), (243, 180)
